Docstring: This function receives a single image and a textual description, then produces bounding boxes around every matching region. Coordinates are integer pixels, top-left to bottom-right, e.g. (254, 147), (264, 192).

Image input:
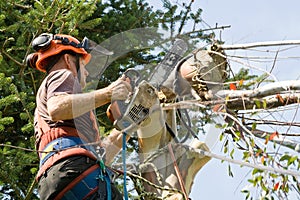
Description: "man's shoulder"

(45, 69), (75, 84)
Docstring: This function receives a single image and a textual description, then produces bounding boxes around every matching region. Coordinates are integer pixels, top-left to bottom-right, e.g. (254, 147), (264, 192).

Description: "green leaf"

(279, 154), (291, 162)
(288, 156), (298, 166)
(261, 181), (268, 192)
(30, 167), (37, 175)
(262, 99), (267, 109)
(34, 1), (45, 13)
(254, 99), (261, 108)
(252, 168), (263, 175)
(230, 149), (235, 159)
(251, 122), (257, 130)
(228, 164), (234, 177)
(215, 123), (223, 128)
(0, 116), (14, 125)
(79, 18), (102, 29)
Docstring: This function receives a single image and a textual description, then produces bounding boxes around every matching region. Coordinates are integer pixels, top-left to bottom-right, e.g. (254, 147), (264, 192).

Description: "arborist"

(26, 33), (131, 200)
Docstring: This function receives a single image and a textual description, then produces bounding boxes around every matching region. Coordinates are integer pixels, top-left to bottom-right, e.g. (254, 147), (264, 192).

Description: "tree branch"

(220, 40), (300, 50)
(250, 128), (300, 152)
(216, 80), (300, 99)
(224, 92), (300, 110)
(238, 116), (300, 128)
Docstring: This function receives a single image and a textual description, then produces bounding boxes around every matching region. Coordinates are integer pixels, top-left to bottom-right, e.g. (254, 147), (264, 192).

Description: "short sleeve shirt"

(34, 69), (99, 143)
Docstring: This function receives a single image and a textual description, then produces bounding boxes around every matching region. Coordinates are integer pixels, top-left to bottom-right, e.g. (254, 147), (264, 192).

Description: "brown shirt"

(34, 69), (99, 144)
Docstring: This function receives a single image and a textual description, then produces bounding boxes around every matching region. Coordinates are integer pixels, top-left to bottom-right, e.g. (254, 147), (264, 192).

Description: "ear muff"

(32, 33), (53, 52)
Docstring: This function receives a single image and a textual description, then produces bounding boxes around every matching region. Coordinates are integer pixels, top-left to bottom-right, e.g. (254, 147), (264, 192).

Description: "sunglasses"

(32, 33), (112, 55)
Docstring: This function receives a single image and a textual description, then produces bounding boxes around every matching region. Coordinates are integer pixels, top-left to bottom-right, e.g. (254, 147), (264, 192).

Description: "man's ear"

(63, 54), (72, 69)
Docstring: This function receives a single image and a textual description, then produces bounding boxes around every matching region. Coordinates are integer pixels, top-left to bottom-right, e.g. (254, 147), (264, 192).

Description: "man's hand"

(107, 77), (132, 102)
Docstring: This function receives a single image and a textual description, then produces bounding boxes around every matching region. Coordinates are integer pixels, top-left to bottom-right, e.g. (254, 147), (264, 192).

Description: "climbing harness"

(50, 145), (113, 200)
(36, 112), (114, 199)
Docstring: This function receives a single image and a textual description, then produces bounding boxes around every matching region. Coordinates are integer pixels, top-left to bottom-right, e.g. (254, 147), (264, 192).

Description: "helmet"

(29, 33), (91, 72)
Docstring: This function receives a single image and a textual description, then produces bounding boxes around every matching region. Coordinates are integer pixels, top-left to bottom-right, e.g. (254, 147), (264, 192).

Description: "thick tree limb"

(213, 80), (300, 110)
(162, 92), (300, 111)
(216, 80), (300, 99)
(224, 92), (300, 110)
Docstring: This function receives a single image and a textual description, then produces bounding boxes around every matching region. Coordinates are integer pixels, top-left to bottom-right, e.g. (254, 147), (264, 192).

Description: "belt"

(39, 136), (96, 167)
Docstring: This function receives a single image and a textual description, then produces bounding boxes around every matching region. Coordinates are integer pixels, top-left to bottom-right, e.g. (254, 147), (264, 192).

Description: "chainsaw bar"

(149, 39), (188, 90)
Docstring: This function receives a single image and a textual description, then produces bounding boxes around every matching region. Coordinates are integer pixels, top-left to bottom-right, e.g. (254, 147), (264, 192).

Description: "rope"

(2, 141), (300, 177)
(168, 144), (189, 200)
(122, 132), (129, 200)
(111, 167), (184, 197)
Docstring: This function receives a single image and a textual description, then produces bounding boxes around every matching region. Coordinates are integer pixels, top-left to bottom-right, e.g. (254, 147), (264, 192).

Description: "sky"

(186, 1), (300, 199)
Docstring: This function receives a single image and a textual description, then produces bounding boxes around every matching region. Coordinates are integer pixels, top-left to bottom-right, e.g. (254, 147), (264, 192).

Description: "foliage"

(0, 0), (210, 199)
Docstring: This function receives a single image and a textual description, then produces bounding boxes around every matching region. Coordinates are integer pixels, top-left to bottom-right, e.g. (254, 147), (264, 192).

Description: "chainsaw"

(108, 39), (188, 133)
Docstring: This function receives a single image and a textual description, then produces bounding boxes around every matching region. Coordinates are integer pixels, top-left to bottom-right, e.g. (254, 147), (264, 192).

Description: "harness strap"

(55, 164), (113, 200)
(55, 164), (99, 200)
(168, 143), (189, 200)
(39, 136), (96, 167)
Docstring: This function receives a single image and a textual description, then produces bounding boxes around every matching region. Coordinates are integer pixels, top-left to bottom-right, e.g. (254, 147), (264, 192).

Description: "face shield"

(84, 38), (114, 79)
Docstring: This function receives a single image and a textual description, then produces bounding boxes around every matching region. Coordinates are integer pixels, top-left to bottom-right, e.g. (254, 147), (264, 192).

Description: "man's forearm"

(101, 129), (131, 165)
(47, 88), (111, 121)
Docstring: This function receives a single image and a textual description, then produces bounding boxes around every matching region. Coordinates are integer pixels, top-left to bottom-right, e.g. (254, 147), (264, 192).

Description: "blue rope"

(104, 174), (112, 200)
(122, 132), (129, 200)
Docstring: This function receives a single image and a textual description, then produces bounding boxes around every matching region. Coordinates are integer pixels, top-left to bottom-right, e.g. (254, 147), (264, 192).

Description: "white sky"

(189, 1), (300, 199)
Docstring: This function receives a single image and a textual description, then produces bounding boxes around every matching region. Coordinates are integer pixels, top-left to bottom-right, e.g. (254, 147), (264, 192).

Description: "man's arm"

(47, 79), (131, 121)
(101, 129), (131, 165)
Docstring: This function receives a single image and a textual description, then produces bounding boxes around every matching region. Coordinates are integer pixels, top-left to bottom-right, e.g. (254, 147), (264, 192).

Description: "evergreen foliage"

(0, 0), (209, 199)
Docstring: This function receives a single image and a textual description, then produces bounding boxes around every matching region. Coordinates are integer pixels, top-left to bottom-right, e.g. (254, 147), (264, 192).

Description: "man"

(26, 33), (131, 199)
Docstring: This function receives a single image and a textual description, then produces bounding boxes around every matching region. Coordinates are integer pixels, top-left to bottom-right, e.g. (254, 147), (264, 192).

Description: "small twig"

(1, 49), (23, 67)
(256, 49), (279, 88)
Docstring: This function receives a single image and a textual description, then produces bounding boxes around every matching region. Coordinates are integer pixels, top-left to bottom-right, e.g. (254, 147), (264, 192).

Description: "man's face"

(68, 55), (89, 88)
(78, 57), (89, 88)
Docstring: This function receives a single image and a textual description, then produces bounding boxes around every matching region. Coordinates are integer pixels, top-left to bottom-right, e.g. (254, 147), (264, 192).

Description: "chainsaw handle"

(107, 68), (141, 125)
(123, 68), (141, 89)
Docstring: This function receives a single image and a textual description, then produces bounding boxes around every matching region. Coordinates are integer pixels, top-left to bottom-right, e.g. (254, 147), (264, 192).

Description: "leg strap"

(55, 164), (100, 200)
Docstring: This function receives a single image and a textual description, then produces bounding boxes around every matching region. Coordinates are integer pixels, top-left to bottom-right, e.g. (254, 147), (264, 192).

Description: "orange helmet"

(31, 33), (91, 72)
